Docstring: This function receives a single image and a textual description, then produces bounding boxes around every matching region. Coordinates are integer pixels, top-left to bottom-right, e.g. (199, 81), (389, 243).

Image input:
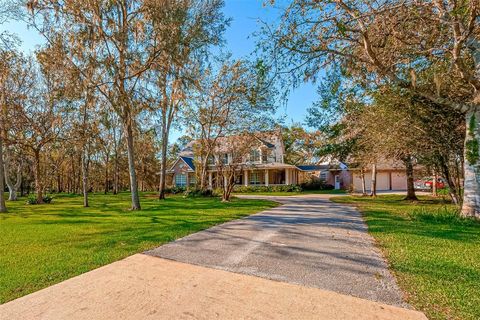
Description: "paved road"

(146, 194), (406, 307)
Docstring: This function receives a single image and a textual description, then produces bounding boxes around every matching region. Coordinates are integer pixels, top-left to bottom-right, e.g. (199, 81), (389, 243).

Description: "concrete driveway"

(147, 194), (405, 307)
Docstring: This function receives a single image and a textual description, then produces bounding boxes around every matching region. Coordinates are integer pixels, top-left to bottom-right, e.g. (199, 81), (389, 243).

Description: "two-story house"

(167, 131), (421, 193)
(167, 131), (304, 188)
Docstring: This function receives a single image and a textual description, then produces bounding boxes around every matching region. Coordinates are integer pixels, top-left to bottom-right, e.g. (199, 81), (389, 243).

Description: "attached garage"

(391, 171), (407, 190)
(352, 170), (409, 192)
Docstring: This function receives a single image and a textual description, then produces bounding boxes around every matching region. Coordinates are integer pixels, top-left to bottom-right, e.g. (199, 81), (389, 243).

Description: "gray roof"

(296, 165), (330, 171)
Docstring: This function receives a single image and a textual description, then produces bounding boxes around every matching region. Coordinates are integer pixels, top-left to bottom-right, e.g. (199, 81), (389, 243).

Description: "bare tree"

(215, 133), (257, 202)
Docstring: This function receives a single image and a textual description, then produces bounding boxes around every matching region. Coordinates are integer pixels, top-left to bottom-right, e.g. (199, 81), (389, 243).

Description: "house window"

(250, 172), (261, 185)
(222, 153), (229, 164)
(175, 174), (187, 187)
(250, 149), (260, 162)
(207, 155), (215, 165)
(320, 171), (328, 181)
(189, 175), (196, 186)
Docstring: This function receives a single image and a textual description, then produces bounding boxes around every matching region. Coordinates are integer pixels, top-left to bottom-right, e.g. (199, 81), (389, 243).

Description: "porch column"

(285, 168), (290, 185)
(244, 170), (249, 186)
(208, 172), (213, 189)
(186, 173), (190, 189)
(265, 169), (269, 186)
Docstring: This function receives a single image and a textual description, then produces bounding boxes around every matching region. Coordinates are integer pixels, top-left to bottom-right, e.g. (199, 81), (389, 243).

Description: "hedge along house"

(167, 131), (311, 189)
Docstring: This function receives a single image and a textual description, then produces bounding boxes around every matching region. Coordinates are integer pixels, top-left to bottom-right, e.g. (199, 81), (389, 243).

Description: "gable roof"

(167, 156), (195, 173)
(180, 156), (195, 170)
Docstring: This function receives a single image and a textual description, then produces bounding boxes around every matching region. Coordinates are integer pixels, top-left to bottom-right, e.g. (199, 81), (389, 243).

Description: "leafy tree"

(152, 0), (228, 200)
(262, 1), (480, 216)
(282, 124), (321, 165)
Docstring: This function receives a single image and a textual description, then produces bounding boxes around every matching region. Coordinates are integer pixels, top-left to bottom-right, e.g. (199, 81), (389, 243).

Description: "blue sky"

(1, 0), (319, 139)
(222, 1), (318, 127)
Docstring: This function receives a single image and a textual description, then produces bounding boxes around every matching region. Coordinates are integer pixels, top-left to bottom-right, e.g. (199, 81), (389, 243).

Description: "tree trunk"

(461, 108), (480, 218)
(432, 170), (438, 197)
(4, 155), (21, 201)
(104, 153), (109, 194)
(125, 120), (141, 210)
(370, 163), (377, 197)
(76, 154), (82, 194)
(113, 154), (119, 195)
(403, 156), (418, 201)
(0, 137), (7, 212)
(439, 157), (461, 205)
(57, 171), (62, 193)
(158, 115), (168, 200)
(33, 149), (44, 204)
(81, 149), (89, 207)
(360, 168), (367, 196)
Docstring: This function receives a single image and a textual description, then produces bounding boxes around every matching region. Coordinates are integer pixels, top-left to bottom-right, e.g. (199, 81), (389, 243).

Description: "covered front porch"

(207, 167), (299, 189)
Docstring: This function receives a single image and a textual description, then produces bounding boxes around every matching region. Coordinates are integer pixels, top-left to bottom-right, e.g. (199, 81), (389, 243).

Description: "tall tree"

(12, 58), (63, 203)
(152, 0), (228, 200)
(262, 0), (480, 217)
(184, 59), (275, 191)
(0, 0), (21, 211)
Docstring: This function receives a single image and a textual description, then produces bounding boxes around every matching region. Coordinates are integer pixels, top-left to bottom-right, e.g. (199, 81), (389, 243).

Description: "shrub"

(26, 195), (54, 205)
(165, 186), (186, 194)
(300, 176), (334, 190)
(43, 195), (53, 204)
(26, 196), (38, 205)
(232, 185), (302, 193)
(407, 207), (478, 226)
(183, 188), (215, 198)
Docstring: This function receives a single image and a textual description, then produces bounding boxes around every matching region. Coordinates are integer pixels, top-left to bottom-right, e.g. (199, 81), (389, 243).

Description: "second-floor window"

(222, 153), (229, 164)
(207, 155), (215, 165)
(250, 149), (261, 162)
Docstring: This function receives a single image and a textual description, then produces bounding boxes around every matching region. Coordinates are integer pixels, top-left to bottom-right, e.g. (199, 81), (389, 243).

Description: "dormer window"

(250, 149), (260, 162)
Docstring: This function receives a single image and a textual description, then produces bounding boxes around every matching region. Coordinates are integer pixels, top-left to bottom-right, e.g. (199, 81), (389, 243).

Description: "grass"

(233, 189), (347, 196)
(331, 195), (480, 320)
(0, 192), (277, 304)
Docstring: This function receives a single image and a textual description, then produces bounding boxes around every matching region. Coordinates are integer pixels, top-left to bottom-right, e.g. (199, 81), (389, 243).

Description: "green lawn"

(233, 189), (347, 196)
(331, 195), (480, 320)
(0, 192), (277, 304)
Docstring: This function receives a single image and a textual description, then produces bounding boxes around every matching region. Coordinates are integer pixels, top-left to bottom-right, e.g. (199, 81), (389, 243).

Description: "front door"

(334, 175), (340, 190)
